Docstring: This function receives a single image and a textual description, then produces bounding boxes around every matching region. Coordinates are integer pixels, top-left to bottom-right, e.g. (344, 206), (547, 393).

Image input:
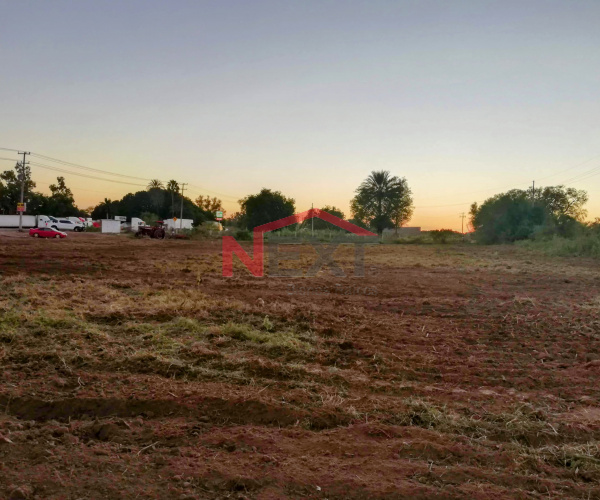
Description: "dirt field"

(1, 231), (599, 499)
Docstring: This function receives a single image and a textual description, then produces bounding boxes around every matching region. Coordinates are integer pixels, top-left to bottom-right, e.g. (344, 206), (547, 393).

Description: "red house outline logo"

(222, 208), (376, 277)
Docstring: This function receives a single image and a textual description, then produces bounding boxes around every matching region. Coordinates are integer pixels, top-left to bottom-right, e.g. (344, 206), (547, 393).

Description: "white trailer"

(163, 218), (193, 231)
(0, 215), (53, 229)
(101, 219), (121, 234)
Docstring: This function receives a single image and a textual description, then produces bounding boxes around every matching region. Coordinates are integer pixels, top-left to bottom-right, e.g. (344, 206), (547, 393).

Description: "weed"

(262, 316), (274, 332)
(221, 322), (311, 353)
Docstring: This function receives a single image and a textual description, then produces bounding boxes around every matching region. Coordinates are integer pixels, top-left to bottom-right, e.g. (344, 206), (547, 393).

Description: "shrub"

(429, 229), (462, 244)
(518, 233), (600, 259)
(235, 229), (252, 241)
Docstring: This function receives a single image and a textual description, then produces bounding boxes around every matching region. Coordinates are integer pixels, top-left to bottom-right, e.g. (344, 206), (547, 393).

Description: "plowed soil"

(1, 231), (600, 499)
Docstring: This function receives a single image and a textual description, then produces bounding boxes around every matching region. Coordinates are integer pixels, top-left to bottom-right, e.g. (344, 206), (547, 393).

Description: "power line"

(29, 161), (148, 187)
(18, 149), (244, 200)
(537, 154), (600, 183)
(414, 165), (600, 209)
(559, 164), (600, 185)
(411, 154), (600, 208)
(29, 152), (155, 182)
(27, 152), (243, 199)
(564, 168), (600, 186)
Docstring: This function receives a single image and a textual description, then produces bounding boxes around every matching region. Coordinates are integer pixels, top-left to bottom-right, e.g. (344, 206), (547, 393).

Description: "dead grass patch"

(219, 322), (313, 353)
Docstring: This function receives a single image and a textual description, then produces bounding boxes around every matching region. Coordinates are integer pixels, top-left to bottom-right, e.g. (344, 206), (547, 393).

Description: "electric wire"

(29, 161), (148, 188)
(29, 153), (156, 182)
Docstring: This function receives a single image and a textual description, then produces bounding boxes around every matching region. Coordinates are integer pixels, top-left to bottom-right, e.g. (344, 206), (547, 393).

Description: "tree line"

(229, 170), (415, 237)
(0, 163), (83, 217)
(3, 159), (594, 246)
(469, 186), (590, 243)
(90, 179), (225, 224)
(1, 162), (417, 234)
(0, 164), (224, 225)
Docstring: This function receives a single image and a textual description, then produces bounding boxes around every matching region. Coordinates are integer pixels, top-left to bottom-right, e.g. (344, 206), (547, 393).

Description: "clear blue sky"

(1, 0), (599, 229)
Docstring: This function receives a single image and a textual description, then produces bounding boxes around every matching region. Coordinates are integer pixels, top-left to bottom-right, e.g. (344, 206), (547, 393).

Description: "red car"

(29, 227), (68, 239)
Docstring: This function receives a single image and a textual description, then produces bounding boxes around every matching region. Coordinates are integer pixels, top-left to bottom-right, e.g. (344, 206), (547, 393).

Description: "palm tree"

(147, 179), (164, 190)
(352, 170), (412, 237)
(100, 198), (112, 219)
(166, 180), (179, 218)
(166, 180), (179, 193)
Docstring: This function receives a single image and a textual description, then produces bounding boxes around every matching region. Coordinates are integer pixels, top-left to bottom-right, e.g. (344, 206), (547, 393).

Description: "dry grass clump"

(390, 398), (553, 443)
(392, 397), (464, 431)
(522, 442), (600, 474)
(219, 322), (312, 353)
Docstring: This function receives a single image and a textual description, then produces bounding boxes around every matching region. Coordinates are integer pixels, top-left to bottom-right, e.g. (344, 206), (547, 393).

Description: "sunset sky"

(1, 0), (599, 230)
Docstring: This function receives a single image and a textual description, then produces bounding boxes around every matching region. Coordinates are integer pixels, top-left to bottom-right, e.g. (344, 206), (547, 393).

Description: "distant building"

(383, 227), (421, 237)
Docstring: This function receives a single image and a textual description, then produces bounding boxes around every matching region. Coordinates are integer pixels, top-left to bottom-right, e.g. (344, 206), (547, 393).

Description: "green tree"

(0, 162), (36, 214)
(35, 176), (81, 216)
(1, 165), (82, 216)
(537, 186), (588, 222)
(90, 188), (212, 225)
(148, 187), (165, 211)
(224, 211), (244, 228)
(140, 212), (160, 226)
(391, 185), (414, 234)
(195, 195), (224, 216)
(471, 186), (589, 243)
(472, 190), (548, 243)
(166, 180), (179, 193)
(307, 205), (345, 231)
(351, 171), (413, 237)
(468, 202), (478, 232)
(93, 198), (115, 219)
(239, 188), (295, 230)
(49, 176), (73, 198)
(429, 229), (461, 244)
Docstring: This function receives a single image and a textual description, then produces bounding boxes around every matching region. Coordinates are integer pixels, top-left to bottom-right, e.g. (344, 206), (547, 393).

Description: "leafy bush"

(517, 232), (600, 258)
(239, 189), (295, 230)
(140, 212), (160, 226)
(235, 229), (252, 241)
(389, 231), (464, 245)
(429, 229), (462, 244)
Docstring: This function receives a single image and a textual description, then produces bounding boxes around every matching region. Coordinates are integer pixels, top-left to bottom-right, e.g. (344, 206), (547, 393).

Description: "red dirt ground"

(1, 231), (599, 499)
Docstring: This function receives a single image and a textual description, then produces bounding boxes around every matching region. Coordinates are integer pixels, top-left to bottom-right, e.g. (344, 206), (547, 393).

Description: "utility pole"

(17, 151), (30, 232)
(179, 183), (187, 230)
(459, 212), (466, 234)
(532, 181), (535, 204)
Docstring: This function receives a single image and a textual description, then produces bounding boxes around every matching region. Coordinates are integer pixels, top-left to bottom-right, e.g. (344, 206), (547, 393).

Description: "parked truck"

(0, 215), (85, 231)
(47, 216), (85, 232)
(0, 215), (53, 229)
